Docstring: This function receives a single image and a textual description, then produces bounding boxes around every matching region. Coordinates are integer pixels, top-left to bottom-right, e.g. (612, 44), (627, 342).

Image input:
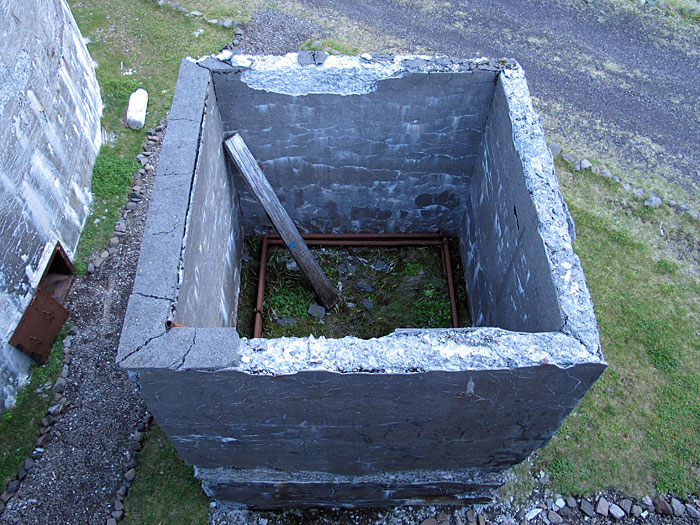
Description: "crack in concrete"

(177, 330), (197, 370)
(133, 292), (174, 302)
(118, 329), (167, 364)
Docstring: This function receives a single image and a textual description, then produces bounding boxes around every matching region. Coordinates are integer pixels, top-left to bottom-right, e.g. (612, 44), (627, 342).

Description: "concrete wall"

(176, 81), (244, 328)
(211, 58), (497, 235)
(118, 55), (605, 508)
(0, 0), (102, 408)
(461, 76), (561, 333)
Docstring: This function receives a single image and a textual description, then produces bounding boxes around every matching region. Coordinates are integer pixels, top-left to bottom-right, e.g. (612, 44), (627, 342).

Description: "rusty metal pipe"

(441, 235), (459, 328)
(165, 320), (187, 329)
(267, 239), (443, 247)
(253, 236), (269, 338)
(264, 232), (443, 241)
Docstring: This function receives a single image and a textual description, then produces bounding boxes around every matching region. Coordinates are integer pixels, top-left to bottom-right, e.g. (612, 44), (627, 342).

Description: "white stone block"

(126, 88), (148, 129)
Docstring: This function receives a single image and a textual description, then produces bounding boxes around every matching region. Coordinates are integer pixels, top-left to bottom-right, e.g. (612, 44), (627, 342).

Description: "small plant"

(655, 259), (677, 274)
(411, 286), (450, 327)
(401, 262), (423, 276)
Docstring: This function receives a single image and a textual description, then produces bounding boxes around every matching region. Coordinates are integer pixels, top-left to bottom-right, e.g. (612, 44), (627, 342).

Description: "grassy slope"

(0, 329), (67, 487)
(536, 160), (700, 497)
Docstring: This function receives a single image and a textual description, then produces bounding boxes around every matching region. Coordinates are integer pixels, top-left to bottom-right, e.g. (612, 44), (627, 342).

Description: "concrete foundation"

(118, 54), (605, 508)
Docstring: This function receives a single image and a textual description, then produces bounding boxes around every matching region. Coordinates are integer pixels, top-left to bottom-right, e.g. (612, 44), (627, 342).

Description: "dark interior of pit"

(236, 237), (470, 339)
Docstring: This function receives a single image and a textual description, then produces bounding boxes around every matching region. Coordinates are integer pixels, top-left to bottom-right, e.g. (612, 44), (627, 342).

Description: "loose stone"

(619, 499), (632, 514)
(596, 496), (609, 516)
(420, 518), (438, 525)
(361, 298), (374, 310)
(6, 480), (19, 494)
(580, 499), (595, 517)
(17, 468), (26, 481)
(547, 510), (562, 524)
(671, 497), (686, 516)
(52, 377), (67, 393)
(580, 158), (592, 170)
(549, 144), (562, 158)
(645, 195), (662, 207)
(307, 304), (325, 320)
(609, 503), (625, 520)
(524, 508), (542, 521)
(124, 468), (136, 482)
(87, 263), (95, 274)
(112, 510), (124, 520)
(611, 175), (621, 183)
(477, 514), (486, 525)
(566, 496), (578, 508)
(107, 519), (117, 525)
(114, 500), (124, 511)
(631, 505), (643, 517)
(685, 504), (700, 519)
(653, 496), (673, 515)
(125, 202), (137, 210)
(561, 153), (576, 163)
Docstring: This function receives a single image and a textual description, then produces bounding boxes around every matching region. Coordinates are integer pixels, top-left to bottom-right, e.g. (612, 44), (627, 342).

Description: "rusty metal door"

(10, 289), (68, 364)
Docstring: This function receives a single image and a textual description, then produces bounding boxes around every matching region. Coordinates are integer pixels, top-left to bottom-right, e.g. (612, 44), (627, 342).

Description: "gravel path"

(297, 0), (700, 195)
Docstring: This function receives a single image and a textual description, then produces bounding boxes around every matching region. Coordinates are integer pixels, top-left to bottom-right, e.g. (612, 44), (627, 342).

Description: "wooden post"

(224, 134), (339, 309)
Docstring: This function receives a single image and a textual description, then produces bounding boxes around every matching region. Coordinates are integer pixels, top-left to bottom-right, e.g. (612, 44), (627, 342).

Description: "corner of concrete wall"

(497, 69), (602, 358)
(119, 59), (211, 366)
(175, 78), (244, 327)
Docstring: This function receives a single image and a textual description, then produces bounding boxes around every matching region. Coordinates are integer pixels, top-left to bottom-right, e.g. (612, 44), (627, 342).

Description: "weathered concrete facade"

(119, 55), (605, 508)
(0, 0), (102, 408)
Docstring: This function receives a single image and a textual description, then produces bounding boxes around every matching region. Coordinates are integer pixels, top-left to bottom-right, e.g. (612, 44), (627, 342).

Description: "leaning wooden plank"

(224, 134), (339, 309)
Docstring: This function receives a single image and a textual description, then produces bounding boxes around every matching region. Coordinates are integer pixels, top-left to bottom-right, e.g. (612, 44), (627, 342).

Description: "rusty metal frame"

(253, 232), (460, 338)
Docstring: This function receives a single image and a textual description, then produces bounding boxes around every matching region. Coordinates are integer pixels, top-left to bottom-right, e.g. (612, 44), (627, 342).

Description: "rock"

(580, 159), (592, 170)
(596, 496), (609, 516)
(546, 498), (554, 510)
(645, 195), (662, 207)
(547, 510), (562, 524)
(112, 510), (124, 520)
(87, 263), (95, 274)
(689, 209), (699, 219)
(192, 28), (204, 37)
(549, 144), (562, 158)
(477, 514), (485, 525)
(641, 495), (653, 509)
(671, 497), (686, 516)
(189, 10), (202, 16)
(667, 199), (677, 207)
(653, 496), (673, 515)
(222, 19), (234, 28)
(592, 165), (600, 174)
(109, 237), (119, 248)
(0, 492), (12, 504)
(361, 298), (374, 310)
(126, 89), (148, 130)
(373, 260), (388, 271)
(561, 153), (576, 163)
(125, 202), (137, 210)
(566, 496), (578, 508)
(117, 484), (127, 499)
(554, 498), (565, 510)
(207, 18), (218, 24)
(114, 221), (126, 233)
(580, 499), (595, 517)
(420, 519), (438, 525)
(124, 468), (136, 482)
(676, 204), (689, 215)
(52, 377), (67, 393)
(61, 364), (69, 378)
(114, 499), (124, 511)
(107, 519), (117, 525)
(631, 505), (643, 517)
(601, 167), (612, 178)
(297, 51), (315, 66)
(685, 504), (700, 519)
(524, 508), (542, 521)
(633, 187), (645, 197)
(355, 279), (374, 293)
(611, 175), (621, 183)
(6, 480), (19, 494)
(48, 404), (63, 416)
(307, 304), (325, 320)
(23, 458), (34, 470)
(623, 182), (632, 191)
(574, 159), (582, 171)
(285, 259), (298, 271)
(609, 503), (625, 520)
(619, 499), (632, 514)
(17, 468), (26, 481)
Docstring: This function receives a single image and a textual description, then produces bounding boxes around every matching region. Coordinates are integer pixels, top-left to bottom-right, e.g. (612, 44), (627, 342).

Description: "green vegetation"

(69, 0), (232, 272)
(0, 328), (67, 487)
(237, 244), (461, 339)
(123, 425), (209, 524)
(536, 160), (700, 497)
(73, 151), (139, 272)
(301, 38), (361, 55)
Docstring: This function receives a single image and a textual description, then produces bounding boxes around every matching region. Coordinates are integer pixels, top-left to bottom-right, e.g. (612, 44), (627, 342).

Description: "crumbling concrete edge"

(499, 68), (603, 359)
(195, 52), (515, 96)
(118, 59), (212, 366)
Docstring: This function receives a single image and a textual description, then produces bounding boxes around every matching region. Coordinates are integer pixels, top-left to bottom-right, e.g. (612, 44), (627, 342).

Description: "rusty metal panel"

(9, 289), (68, 364)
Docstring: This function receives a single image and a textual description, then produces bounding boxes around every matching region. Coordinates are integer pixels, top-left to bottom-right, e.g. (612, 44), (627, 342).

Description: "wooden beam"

(224, 134), (339, 309)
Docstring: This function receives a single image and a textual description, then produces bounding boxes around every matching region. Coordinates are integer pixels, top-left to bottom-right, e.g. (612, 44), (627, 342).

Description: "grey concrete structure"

(0, 0), (102, 408)
(119, 54), (605, 508)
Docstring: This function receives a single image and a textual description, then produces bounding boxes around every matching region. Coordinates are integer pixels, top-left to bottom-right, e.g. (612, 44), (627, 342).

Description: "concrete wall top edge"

(195, 53), (514, 96)
(498, 70), (602, 359)
(119, 325), (603, 374)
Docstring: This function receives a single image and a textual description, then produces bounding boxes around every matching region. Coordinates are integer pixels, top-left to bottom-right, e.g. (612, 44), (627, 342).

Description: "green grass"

(237, 244), (460, 339)
(0, 328), (67, 487)
(73, 150), (138, 272)
(123, 425), (209, 524)
(536, 161), (700, 497)
(69, 0), (233, 272)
